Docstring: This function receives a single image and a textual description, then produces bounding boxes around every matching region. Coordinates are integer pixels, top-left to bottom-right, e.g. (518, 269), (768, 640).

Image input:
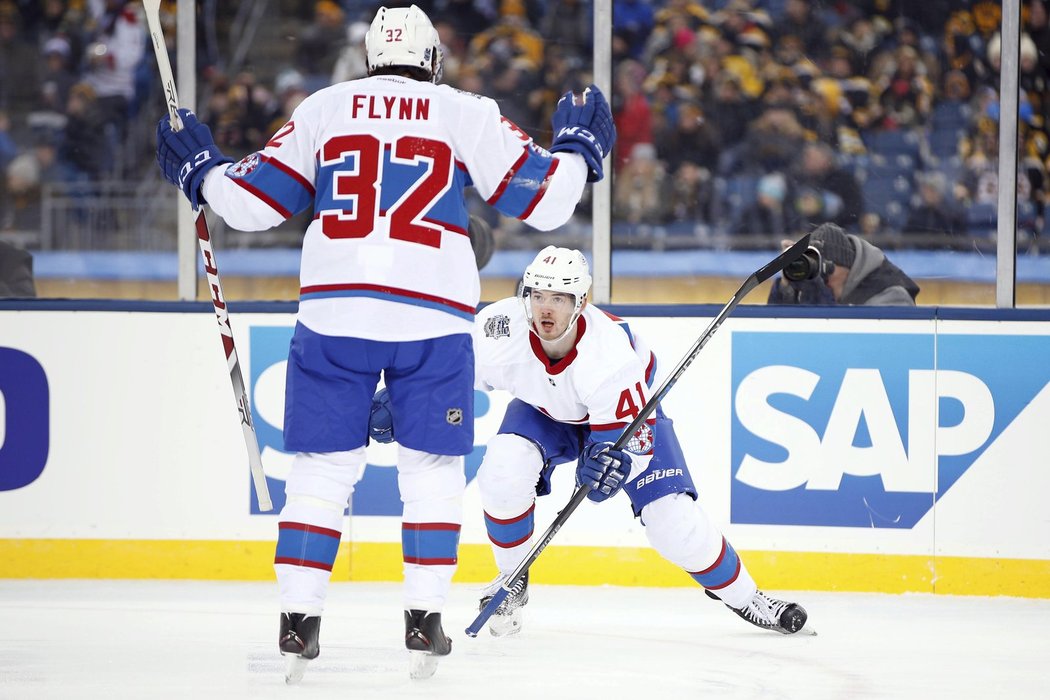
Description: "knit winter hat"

(810, 223), (856, 268)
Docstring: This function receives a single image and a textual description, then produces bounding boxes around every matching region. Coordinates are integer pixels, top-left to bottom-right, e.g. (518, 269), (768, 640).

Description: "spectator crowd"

(595, 0), (1050, 251)
(2, 0), (1048, 253)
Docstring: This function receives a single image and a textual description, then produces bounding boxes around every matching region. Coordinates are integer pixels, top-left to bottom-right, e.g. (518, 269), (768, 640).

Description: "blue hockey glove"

(549, 84), (617, 183)
(156, 108), (232, 210)
(576, 441), (632, 503)
(369, 388), (395, 444)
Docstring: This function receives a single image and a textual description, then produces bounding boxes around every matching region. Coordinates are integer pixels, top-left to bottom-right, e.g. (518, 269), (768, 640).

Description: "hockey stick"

(465, 234), (812, 637)
(143, 0), (273, 511)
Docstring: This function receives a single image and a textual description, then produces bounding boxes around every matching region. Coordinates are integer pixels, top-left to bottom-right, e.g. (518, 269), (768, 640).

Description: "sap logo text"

(636, 468), (683, 489)
(730, 332), (1050, 528)
(735, 367), (990, 493)
(0, 348), (50, 491)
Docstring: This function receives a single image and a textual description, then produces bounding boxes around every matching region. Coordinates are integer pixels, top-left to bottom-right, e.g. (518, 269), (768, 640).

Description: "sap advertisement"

(732, 331), (1047, 529)
(1, 310), (1048, 580)
(0, 347), (49, 492)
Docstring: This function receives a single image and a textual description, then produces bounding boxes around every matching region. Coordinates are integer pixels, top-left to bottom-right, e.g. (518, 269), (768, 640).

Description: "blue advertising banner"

(0, 348), (49, 492)
(730, 332), (1050, 528)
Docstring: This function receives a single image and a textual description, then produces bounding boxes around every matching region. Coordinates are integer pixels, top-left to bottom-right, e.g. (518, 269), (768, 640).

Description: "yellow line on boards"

(0, 540), (1047, 598)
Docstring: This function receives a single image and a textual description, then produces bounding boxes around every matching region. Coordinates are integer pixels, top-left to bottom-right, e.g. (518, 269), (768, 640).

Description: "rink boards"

(1, 302), (1048, 597)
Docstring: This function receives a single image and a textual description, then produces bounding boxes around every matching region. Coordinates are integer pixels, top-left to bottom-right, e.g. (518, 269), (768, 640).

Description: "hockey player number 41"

(616, 382), (648, 421)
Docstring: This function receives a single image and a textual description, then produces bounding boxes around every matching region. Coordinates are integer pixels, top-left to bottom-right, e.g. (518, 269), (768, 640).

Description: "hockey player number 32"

(320, 134), (452, 248)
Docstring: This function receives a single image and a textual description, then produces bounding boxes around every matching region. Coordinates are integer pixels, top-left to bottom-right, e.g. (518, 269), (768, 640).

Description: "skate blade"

(408, 650), (441, 680)
(779, 622), (817, 636)
(285, 656), (310, 684)
(488, 610), (524, 637)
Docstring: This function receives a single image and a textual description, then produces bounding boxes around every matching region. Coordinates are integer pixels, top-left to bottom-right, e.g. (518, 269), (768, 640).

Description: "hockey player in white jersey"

(372, 246), (809, 638)
(154, 5), (615, 684)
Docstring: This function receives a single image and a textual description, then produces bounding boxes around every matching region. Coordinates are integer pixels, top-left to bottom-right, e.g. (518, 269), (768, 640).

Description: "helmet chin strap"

(431, 51), (443, 83)
(534, 315), (579, 344)
(522, 290), (586, 344)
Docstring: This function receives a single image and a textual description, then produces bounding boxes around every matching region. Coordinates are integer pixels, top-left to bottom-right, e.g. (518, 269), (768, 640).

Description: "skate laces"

(743, 591), (789, 626)
(481, 572), (529, 613)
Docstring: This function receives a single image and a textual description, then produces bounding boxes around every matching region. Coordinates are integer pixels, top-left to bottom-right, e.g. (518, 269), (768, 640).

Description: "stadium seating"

(863, 129), (923, 165)
(966, 202), (998, 238)
(856, 155), (914, 232)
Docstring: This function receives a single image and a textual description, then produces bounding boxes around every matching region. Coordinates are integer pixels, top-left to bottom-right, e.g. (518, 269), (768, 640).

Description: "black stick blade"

(754, 233), (811, 284)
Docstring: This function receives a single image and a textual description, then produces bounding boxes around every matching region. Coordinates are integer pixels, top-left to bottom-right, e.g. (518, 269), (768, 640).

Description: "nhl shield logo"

(446, 408), (464, 425)
(485, 314), (511, 339)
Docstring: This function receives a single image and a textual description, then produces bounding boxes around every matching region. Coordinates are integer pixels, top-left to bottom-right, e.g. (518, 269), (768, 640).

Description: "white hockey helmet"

(365, 5), (442, 83)
(520, 246), (592, 334)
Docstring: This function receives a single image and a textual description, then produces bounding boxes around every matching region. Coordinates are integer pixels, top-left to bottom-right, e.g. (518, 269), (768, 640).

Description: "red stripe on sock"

(274, 556), (334, 572)
(690, 537), (727, 576)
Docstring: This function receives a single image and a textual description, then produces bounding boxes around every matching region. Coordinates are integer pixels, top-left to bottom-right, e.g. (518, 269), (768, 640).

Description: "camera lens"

(783, 247), (823, 282)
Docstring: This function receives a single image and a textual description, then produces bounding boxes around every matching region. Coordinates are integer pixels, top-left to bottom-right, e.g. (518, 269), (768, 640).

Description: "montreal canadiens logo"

(229, 152), (260, 177)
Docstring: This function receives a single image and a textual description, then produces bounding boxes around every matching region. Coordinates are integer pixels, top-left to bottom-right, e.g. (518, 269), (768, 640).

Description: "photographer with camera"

(768, 223), (920, 306)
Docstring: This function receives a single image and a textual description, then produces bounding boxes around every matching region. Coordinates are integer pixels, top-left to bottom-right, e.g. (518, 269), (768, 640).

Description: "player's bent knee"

(641, 493), (717, 568)
(477, 433), (544, 505)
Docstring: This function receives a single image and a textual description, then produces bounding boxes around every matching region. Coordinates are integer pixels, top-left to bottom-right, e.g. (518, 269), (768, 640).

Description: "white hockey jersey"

(474, 297), (658, 458)
(201, 75), (589, 341)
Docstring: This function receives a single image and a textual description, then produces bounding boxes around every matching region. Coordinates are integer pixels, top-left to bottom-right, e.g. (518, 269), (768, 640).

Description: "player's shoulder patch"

(228, 152), (261, 178)
(627, 423), (654, 454)
(483, 313), (511, 339)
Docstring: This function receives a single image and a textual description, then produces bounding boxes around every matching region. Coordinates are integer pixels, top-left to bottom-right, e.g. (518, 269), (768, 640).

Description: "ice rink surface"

(0, 580), (1046, 700)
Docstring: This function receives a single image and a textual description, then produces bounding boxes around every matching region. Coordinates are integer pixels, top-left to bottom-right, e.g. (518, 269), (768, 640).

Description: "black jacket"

(768, 235), (919, 306)
(0, 241), (37, 297)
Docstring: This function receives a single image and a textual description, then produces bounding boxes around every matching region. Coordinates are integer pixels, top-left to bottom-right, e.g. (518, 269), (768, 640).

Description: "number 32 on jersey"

(317, 134), (455, 248)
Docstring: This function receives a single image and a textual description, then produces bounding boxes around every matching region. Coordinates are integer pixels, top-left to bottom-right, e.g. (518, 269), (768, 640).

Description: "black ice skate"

(405, 609), (452, 679)
(478, 571), (529, 637)
(278, 612), (321, 684)
(709, 589), (811, 635)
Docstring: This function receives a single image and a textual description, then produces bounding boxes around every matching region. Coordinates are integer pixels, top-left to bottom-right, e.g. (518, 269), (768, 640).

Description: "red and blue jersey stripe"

(485, 148), (559, 221)
(298, 282), (477, 321)
(226, 153), (315, 219)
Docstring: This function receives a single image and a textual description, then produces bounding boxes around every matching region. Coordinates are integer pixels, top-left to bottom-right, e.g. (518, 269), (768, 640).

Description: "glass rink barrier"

(0, 1), (1047, 307)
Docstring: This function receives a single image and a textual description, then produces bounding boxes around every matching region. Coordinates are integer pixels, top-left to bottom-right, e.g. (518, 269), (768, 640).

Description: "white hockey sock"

(275, 450), (366, 614)
(476, 434), (544, 576)
(398, 447), (465, 611)
(641, 493), (757, 609)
